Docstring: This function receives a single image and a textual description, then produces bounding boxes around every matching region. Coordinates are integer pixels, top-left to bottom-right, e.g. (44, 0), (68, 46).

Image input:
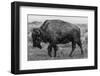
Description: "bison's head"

(32, 28), (42, 49)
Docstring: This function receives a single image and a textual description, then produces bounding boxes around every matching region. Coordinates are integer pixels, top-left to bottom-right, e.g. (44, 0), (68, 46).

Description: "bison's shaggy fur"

(32, 20), (84, 57)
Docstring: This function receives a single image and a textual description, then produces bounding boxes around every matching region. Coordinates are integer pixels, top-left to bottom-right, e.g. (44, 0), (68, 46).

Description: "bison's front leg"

(48, 45), (52, 57)
(53, 45), (58, 57)
(48, 44), (58, 57)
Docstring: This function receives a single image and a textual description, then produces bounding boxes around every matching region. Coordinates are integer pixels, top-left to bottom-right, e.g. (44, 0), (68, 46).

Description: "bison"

(32, 19), (84, 57)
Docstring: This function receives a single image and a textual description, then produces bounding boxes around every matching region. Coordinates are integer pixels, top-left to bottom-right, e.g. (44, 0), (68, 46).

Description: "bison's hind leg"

(69, 41), (76, 57)
(77, 40), (84, 55)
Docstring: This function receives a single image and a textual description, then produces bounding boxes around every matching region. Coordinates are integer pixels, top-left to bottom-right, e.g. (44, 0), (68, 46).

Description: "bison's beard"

(33, 42), (42, 49)
(37, 45), (42, 49)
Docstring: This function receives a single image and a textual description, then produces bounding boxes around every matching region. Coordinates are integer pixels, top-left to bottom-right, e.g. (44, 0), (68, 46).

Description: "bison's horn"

(33, 28), (41, 35)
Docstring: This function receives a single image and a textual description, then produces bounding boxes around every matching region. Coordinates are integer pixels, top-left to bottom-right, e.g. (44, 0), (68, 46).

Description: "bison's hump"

(41, 19), (79, 33)
(40, 20), (80, 40)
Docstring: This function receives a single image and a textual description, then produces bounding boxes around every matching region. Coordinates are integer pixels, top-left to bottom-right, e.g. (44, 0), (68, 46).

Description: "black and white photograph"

(11, 1), (97, 74)
(27, 15), (88, 61)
